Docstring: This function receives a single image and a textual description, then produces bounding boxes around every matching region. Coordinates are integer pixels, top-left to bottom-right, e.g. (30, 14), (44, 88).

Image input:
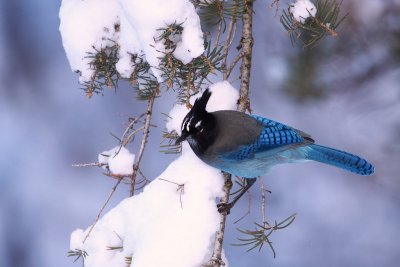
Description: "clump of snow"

(119, 0), (204, 80)
(71, 145), (226, 267)
(59, 0), (133, 82)
(289, 0), (317, 23)
(98, 146), (135, 176)
(115, 15), (141, 78)
(207, 81), (239, 112)
(59, 0), (204, 83)
(166, 81), (239, 134)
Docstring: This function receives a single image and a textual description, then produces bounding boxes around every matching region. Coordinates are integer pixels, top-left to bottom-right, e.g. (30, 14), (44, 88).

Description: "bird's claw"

(217, 202), (232, 215)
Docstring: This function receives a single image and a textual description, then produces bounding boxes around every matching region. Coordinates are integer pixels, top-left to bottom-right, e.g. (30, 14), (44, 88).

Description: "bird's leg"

(217, 178), (257, 214)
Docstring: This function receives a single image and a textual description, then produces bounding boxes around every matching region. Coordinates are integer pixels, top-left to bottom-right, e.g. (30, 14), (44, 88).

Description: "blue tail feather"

(306, 144), (374, 176)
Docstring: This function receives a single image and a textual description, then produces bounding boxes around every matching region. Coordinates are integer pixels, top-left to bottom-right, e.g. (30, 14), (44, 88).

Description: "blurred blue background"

(0, 1), (399, 267)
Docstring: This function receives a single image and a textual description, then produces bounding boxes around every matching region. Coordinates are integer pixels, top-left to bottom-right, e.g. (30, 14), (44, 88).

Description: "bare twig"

(222, 15), (238, 80)
(120, 114), (146, 146)
(260, 178), (267, 224)
(72, 162), (106, 168)
(83, 178), (123, 243)
(226, 51), (243, 79)
(233, 189), (252, 224)
(215, 18), (223, 46)
(122, 126), (145, 147)
(129, 92), (156, 196)
(159, 178), (185, 209)
(137, 167), (149, 182)
(271, 0), (280, 16)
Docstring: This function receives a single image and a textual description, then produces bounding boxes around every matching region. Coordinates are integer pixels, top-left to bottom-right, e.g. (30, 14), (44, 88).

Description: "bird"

(175, 89), (375, 212)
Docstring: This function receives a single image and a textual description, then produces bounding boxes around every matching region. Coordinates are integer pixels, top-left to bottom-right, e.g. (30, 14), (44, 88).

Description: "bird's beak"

(175, 132), (188, 145)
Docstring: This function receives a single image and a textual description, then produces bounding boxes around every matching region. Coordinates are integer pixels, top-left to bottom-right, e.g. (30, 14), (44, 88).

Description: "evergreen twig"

(198, 0), (246, 30)
(68, 249), (88, 266)
(160, 130), (182, 154)
(82, 42), (120, 98)
(233, 213), (297, 257)
(280, 0), (347, 48)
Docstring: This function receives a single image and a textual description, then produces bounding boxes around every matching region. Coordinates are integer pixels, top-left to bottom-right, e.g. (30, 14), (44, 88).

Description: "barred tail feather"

(306, 144), (374, 176)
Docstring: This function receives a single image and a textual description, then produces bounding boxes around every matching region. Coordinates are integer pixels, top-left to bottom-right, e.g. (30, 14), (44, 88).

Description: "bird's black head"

(176, 89), (216, 154)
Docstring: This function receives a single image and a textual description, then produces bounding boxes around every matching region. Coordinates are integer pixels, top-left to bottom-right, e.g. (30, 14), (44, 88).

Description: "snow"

(119, 0), (204, 80)
(98, 146), (135, 176)
(289, 0), (317, 23)
(71, 81), (240, 267)
(166, 81), (239, 134)
(115, 15), (141, 78)
(59, 0), (129, 82)
(59, 0), (204, 83)
(207, 81), (240, 112)
(72, 146), (226, 267)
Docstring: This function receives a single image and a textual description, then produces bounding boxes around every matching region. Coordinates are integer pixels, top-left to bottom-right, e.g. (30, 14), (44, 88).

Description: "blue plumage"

(305, 144), (374, 175)
(176, 89), (375, 210)
(217, 114), (374, 177)
(251, 114), (304, 146)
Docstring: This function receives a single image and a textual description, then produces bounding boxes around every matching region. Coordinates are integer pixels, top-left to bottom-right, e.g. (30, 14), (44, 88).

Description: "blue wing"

(224, 115), (313, 161)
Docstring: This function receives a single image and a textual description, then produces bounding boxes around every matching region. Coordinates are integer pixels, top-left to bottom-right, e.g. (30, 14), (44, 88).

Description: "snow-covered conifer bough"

(59, 0), (204, 82)
(69, 82), (238, 267)
(60, 0), (240, 265)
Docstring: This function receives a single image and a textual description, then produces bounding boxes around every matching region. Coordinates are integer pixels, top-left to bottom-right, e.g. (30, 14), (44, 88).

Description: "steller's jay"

(176, 89), (374, 212)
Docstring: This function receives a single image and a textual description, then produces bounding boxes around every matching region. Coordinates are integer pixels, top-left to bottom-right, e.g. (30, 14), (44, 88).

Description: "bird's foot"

(217, 202), (233, 215)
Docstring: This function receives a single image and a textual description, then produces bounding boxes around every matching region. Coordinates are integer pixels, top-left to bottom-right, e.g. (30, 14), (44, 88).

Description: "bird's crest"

(191, 89), (211, 115)
(181, 89), (212, 133)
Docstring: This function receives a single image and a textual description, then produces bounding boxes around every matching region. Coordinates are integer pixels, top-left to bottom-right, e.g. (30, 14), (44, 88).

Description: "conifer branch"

(204, 172), (233, 267)
(238, 0), (254, 113)
(207, 1), (255, 266)
(280, 0), (347, 48)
